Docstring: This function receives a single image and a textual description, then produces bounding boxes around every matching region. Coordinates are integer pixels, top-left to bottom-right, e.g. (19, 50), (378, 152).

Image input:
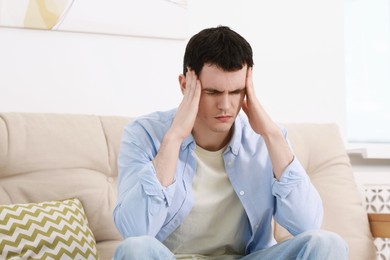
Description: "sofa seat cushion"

(0, 198), (98, 259)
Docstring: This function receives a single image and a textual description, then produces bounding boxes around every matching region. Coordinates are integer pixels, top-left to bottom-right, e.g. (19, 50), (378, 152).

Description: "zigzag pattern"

(0, 198), (98, 260)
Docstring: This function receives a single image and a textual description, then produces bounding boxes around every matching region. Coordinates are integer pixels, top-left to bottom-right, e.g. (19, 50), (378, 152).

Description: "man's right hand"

(169, 69), (201, 141)
(152, 69), (201, 187)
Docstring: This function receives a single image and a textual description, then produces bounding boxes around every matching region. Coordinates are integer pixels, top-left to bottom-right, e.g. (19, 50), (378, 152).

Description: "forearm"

(115, 125), (177, 238)
(152, 69), (200, 188)
(262, 126), (294, 180)
(153, 130), (183, 187)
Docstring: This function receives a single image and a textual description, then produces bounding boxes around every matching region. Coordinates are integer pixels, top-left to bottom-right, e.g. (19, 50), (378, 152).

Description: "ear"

(178, 74), (186, 95)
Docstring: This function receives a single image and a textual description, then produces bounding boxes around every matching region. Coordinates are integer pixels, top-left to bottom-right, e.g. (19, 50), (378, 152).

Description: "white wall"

(0, 28), (185, 117)
(0, 0), (387, 188)
(0, 0), (345, 128)
(188, 0), (345, 129)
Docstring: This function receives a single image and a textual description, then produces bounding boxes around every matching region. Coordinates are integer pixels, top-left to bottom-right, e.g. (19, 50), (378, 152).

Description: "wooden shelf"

(368, 213), (390, 238)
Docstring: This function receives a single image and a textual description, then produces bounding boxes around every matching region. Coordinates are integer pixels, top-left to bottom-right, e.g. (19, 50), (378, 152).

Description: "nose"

(217, 93), (230, 110)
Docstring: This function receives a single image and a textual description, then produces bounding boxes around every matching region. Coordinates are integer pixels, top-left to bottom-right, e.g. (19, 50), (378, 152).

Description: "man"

(113, 26), (348, 259)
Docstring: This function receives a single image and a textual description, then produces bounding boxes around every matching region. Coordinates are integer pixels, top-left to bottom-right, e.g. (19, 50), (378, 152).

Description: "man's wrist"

(164, 129), (186, 145)
(260, 125), (284, 141)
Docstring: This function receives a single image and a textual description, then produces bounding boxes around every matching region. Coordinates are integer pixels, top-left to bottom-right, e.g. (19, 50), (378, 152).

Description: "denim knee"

(305, 230), (348, 249)
(114, 235), (175, 260)
(299, 230), (349, 259)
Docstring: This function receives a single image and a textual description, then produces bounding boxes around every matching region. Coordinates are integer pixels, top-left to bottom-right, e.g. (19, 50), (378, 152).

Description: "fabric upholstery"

(0, 113), (376, 259)
(0, 113), (129, 259)
(0, 198), (98, 259)
(274, 123), (376, 260)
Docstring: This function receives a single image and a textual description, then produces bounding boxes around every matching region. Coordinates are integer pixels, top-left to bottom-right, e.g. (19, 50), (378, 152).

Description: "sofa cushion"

(0, 113), (128, 258)
(0, 113), (125, 244)
(274, 124), (376, 260)
(0, 198), (98, 259)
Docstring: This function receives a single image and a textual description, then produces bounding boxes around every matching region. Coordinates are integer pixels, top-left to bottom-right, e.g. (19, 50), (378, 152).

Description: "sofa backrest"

(281, 123), (376, 260)
(0, 113), (376, 259)
(0, 113), (131, 243)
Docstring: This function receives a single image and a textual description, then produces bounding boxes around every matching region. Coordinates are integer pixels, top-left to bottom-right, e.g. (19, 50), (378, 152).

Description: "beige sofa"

(0, 112), (379, 259)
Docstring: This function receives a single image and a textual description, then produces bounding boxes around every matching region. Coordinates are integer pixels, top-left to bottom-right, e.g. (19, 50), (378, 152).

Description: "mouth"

(215, 115), (232, 123)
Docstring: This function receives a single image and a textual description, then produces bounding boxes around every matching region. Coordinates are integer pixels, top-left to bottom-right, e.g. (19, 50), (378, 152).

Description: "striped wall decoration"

(0, 198), (98, 259)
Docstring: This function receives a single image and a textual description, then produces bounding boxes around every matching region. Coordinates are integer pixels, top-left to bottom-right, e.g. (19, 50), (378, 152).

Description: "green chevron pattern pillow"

(0, 198), (99, 259)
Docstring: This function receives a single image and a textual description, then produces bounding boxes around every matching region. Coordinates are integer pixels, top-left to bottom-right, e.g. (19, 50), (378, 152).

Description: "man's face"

(194, 63), (247, 137)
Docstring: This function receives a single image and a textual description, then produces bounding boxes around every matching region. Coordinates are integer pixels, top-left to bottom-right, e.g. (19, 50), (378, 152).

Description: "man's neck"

(192, 128), (233, 151)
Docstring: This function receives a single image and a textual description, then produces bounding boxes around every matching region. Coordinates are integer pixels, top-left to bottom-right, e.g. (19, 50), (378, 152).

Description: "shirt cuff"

(138, 162), (176, 206)
(271, 156), (308, 199)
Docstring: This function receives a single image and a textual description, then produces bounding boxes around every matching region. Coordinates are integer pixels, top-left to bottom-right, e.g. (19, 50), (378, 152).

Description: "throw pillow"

(0, 198), (99, 259)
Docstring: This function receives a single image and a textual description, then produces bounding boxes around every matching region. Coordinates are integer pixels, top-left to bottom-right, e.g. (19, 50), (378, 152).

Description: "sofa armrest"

(368, 213), (390, 238)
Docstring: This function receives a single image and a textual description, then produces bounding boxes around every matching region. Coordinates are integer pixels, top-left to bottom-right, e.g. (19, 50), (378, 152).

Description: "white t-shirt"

(163, 145), (248, 258)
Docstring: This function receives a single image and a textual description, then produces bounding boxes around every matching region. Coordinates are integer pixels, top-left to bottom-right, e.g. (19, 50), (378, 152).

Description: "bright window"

(344, 0), (390, 143)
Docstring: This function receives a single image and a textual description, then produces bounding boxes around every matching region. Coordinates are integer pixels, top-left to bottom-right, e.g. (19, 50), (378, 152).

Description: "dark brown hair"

(183, 26), (254, 76)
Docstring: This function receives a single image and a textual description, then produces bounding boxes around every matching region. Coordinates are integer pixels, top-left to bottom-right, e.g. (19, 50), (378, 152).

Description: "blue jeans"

(114, 230), (348, 260)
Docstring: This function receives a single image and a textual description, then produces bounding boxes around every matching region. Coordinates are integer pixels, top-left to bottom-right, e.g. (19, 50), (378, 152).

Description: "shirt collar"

(181, 134), (195, 151)
(227, 114), (243, 156)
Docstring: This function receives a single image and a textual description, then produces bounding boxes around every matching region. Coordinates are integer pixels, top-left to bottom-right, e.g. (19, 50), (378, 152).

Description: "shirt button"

(239, 190), (245, 196)
(107, 177), (114, 183)
(227, 160), (233, 167)
(255, 224), (259, 229)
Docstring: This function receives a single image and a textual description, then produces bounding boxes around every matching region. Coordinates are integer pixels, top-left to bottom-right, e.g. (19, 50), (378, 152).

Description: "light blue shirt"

(113, 108), (323, 254)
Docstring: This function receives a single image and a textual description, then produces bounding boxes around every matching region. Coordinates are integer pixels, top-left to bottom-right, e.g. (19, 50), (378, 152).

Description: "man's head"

(178, 26), (254, 150)
(183, 26), (253, 76)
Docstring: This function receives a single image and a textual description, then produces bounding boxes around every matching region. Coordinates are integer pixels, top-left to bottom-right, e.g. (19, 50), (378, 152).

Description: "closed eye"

(203, 89), (222, 95)
(203, 88), (244, 95)
(229, 89), (245, 95)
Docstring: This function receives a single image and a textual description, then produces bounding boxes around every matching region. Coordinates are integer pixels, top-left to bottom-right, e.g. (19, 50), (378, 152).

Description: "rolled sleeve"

(138, 162), (176, 207)
(271, 156), (308, 199)
(271, 156), (323, 235)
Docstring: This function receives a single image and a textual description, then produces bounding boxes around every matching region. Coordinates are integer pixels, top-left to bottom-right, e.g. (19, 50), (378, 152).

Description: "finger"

(193, 78), (202, 102)
(245, 67), (255, 98)
(183, 69), (194, 100)
(242, 99), (249, 115)
(187, 70), (196, 94)
(187, 70), (199, 101)
(187, 78), (201, 113)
